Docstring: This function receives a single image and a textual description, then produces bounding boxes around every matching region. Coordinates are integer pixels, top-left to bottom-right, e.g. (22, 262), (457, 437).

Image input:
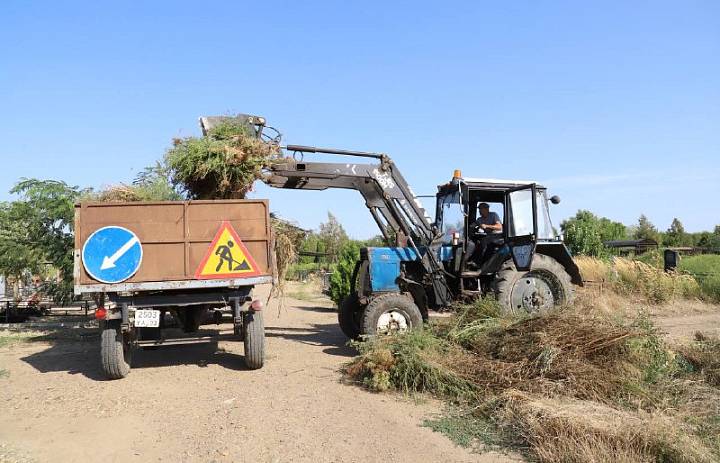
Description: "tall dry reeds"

(575, 256), (701, 303)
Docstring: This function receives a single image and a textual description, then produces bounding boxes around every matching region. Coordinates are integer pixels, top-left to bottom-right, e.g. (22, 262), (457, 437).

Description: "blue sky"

(1, 1), (718, 238)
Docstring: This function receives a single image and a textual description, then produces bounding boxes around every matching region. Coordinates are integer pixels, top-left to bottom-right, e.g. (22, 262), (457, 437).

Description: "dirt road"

(0, 285), (515, 463)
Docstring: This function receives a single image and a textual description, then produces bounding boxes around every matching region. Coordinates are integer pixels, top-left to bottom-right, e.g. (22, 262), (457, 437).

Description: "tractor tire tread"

(338, 294), (362, 340)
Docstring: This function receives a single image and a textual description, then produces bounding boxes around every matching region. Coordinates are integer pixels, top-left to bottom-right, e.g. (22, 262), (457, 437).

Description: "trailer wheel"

(493, 254), (574, 314)
(242, 312), (265, 369)
(361, 293), (423, 337)
(338, 294), (362, 340)
(100, 322), (132, 380)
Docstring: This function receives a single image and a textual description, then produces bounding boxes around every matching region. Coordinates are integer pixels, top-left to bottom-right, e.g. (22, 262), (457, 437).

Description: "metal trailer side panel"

(74, 200), (273, 294)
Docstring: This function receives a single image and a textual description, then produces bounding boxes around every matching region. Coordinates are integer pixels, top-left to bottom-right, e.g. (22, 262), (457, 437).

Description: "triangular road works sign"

(195, 221), (262, 279)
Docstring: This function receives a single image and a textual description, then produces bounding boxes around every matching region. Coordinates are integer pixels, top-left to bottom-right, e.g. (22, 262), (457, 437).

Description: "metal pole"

(6, 301), (9, 323)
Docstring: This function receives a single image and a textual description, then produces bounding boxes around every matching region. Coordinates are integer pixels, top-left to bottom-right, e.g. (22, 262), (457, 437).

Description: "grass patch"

(680, 255), (720, 303)
(344, 298), (720, 462)
(286, 278), (329, 302)
(0, 329), (82, 348)
(0, 369), (8, 379)
(423, 408), (501, 450)
(0, 331), (37, 348)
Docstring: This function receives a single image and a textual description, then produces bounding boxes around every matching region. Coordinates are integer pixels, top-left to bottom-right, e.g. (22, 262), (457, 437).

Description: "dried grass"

(576, 256), (702, 304)
(88, 184), (144, 202)
(498, 390), (715, 463)
(345, 302), (720, 461)
(677, 332), (720, 387)
(446, 311), (640, 403)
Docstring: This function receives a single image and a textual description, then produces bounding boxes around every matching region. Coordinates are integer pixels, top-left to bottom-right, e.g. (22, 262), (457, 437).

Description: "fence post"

(5, 301), (9, 323)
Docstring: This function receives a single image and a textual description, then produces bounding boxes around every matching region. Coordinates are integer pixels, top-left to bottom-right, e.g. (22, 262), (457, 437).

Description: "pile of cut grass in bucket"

(345, 300), (720, 462)
(165, 117), (281, 200)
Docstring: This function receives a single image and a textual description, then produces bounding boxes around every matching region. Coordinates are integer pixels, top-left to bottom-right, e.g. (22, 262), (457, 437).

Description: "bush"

(328, 241), (362, 306)
(345, 330), (475, 398)
(561, 210), (626, 257)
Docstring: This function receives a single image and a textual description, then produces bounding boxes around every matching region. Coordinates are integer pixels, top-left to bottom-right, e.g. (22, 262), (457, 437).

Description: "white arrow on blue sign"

(82, 226), (143, 284)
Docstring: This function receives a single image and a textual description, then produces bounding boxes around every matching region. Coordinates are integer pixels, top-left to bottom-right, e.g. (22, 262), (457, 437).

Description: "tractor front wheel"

(338, 294), (362, 340)
(361, 293), (423, 337)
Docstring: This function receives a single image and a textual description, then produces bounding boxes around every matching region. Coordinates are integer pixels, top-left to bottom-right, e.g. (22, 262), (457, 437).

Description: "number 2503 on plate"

(134, 309), (160, 328)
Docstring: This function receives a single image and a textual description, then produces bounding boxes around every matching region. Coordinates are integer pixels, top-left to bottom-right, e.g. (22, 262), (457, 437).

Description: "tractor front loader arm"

(263, 146), (452, 307)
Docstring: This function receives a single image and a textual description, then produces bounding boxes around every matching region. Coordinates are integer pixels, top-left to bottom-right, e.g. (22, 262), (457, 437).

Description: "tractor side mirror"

(550, 195), (561, 205)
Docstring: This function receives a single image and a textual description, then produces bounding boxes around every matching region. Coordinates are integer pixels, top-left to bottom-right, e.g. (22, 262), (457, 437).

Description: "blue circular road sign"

(82, 226), (143, 284)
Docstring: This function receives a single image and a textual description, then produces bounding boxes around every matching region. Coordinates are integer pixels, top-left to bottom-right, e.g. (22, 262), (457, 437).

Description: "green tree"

(318, 212), (349, 263)
(634, 214), (661, 243)
(328, 241), (361, 306)
(664, 218), (689, 247)
(362, 235), (388, 247)
(696, 225), (720, 250)
(560, 210), (626, 256)
(297, 232), (327, 265)
(0, 203), (43, 281)
(0, 179), (86, 303)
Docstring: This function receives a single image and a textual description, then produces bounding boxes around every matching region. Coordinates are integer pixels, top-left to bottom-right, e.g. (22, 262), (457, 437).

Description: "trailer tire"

(100, 322), (132, 380)
(242, 311), (265, 369)
(361, 293), (423, 337)
(493, 254), (574, 314)
(338, 294), (362, 340)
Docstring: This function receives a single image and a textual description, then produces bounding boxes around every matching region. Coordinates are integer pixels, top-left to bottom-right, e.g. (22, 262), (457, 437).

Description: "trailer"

(74, 200), (274, 379)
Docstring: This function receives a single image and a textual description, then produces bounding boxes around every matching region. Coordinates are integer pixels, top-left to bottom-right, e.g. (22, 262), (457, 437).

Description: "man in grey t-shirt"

(474, 203), (502, 234)
(467, 203), (503, 267)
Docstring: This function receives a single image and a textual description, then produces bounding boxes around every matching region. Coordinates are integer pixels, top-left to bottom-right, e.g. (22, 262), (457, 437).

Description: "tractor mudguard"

(535, 242), (583, 286)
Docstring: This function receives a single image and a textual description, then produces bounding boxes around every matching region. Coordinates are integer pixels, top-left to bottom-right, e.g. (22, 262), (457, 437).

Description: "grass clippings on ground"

(344, 297), (720, 462)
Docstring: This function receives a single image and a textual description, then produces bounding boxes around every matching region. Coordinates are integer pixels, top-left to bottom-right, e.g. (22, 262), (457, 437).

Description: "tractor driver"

(466, 203), (503, 267)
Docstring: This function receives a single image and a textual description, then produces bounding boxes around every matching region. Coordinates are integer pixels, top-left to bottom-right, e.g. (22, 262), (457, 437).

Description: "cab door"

(504, 184), (537, 271)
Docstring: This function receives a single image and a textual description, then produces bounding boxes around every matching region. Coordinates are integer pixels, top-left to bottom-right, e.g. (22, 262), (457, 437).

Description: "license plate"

(134, 309), (160, 328)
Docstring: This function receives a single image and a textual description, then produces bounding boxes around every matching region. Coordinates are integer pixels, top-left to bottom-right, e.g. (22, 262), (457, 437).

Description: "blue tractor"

(207, 115), (583, 339)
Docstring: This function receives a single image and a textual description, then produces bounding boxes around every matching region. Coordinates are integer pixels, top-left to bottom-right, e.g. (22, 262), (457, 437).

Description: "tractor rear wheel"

(493, 254), (574, 314)
(338, 294), (362, 340)
(361, 293), (423, 337)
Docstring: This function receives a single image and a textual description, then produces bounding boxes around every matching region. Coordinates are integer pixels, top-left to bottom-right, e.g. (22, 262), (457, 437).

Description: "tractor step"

(460, 271), (482, 278)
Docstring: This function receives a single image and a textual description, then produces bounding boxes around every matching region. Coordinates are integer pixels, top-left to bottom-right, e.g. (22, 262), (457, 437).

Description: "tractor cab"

(435, 172), (578, 297)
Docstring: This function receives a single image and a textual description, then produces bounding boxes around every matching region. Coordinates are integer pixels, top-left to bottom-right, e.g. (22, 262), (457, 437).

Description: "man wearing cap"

(467, 203), (503, 267)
